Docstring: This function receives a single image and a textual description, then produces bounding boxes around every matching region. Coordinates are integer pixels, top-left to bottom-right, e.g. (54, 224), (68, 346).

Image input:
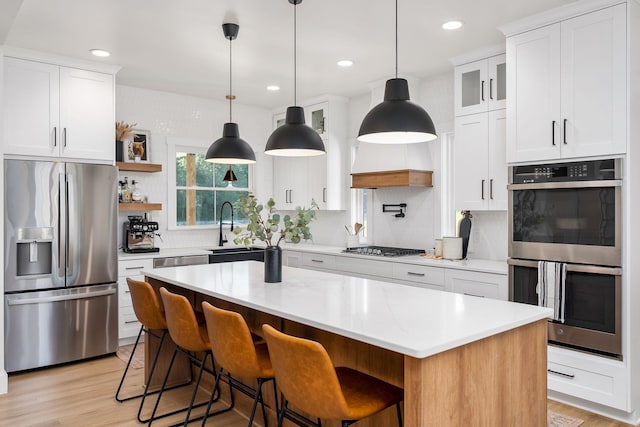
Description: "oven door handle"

(508, 180), (621, 191)
(508, 259), (621, 276)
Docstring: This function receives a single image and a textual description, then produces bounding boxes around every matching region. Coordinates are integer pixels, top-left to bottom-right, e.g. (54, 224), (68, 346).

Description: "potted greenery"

(233, 194), (318, 282)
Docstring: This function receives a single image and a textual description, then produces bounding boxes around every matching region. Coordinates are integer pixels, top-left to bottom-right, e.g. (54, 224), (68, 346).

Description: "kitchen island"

(143, 261), (551, 426)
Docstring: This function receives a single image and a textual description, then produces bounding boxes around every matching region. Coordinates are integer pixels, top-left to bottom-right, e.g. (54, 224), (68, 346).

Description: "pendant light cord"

(293, 1), (297, 106)
(395, 0), (398, 79)
(229, 37), (233, 121)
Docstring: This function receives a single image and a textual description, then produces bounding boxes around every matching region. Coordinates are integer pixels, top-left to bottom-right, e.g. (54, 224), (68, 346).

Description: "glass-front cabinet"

(454, 54), (506, 116)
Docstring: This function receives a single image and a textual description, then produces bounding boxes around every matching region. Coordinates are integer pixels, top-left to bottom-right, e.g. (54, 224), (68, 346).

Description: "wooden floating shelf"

(119, 203), (162, 211)
(351, 169), (433, 189)
(116, 162), (162, 173)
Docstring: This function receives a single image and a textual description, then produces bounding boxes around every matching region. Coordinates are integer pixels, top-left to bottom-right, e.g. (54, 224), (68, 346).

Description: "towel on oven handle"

(536, 261), (567, 323)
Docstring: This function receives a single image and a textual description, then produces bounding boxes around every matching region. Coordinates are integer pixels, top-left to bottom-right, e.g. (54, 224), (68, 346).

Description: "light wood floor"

(0, 353), (635, 427)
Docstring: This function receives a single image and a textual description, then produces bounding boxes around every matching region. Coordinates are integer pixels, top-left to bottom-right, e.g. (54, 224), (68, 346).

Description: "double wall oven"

(508, 159), (622, 359)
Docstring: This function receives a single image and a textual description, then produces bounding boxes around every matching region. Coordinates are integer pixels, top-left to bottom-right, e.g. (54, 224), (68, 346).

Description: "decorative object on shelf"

(126, 129), (150, 163)
(382, 203), (407, 218)
(115, 121), (137, 162)
(357, 0), (437, 144)
(205, 23), (256, 165)
(233, 194), (318, 282)
(264, 0), (325, 157)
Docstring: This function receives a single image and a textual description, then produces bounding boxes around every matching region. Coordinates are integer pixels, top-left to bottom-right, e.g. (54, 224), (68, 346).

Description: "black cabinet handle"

(489, 79), (494, 100)
(323, 187), (327, 203)
(53, 127), (57, 147)
(490, 179), (494, 200)
(407, 272), (425, 277)
(63, 128), (67, 147)
(481, 180), (485, 200)
(552, 121), (556, 146)
(548, 369), (575, 379)
(563, 119), (568, 144)
(481, 80), (485, 102)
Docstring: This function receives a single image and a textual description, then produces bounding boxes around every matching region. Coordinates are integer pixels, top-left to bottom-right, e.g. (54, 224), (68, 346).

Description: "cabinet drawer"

(118, 279), (134, 308)
(118, 258), (154, 277)
(119, 306), (141, 339)
(334, 257), (390, 278)
(445, 270), (507, 300)
(392, 264), (444, 287)
(302, 253), (336, 271)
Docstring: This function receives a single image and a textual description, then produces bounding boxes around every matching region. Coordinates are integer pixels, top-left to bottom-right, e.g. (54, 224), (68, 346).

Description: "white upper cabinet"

(3, 56), (115, 162)
(271, 98), (347, 210)
(454, 54), (506, 117)
(454, 109), (507, 211)
(506, 4), (626, 163)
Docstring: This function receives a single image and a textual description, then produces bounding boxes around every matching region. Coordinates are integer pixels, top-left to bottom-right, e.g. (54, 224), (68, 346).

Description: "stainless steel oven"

(508, 158), (623, 359)
(508, 259), (621, 359)
(508, 159), (621, 266)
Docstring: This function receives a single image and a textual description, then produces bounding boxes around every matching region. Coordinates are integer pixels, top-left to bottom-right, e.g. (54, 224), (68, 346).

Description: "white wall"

(0, 47), (7, 394)
(115, 85), (273, 249)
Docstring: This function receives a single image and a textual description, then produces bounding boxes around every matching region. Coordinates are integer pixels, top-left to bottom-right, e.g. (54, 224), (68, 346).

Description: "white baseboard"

(0, 369), (7, 394)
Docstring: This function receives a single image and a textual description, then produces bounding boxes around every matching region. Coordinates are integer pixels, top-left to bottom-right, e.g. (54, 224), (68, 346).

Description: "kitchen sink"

(208, 246), (264, 263)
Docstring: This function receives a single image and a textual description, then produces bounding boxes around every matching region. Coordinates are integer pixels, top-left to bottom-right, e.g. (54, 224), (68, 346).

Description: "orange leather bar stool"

(201, 302), (278, 426)
(116, 278), (176, 424)
(150, 288), (233, 426)
(262, 325), (404, 427)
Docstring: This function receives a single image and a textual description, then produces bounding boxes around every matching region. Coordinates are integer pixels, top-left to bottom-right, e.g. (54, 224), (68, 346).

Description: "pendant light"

(265, 0), (325, 157)
(206, 23), (256, 164)
(357, 0), (437, 144)
(222, 165), (238, 184)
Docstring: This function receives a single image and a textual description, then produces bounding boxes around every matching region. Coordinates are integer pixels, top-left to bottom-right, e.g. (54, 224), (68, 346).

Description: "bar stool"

(200, 302), (278, 426)
(262, 324), (404, 427)
(116, 278), (178, 424)
(150, 287), (232, 426)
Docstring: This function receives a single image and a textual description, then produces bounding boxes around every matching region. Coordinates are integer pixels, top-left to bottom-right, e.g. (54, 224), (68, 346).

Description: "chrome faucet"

(218, 201), (234, 246)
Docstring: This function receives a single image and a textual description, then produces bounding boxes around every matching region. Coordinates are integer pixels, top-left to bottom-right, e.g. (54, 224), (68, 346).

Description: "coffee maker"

(123, 215), (159, 253)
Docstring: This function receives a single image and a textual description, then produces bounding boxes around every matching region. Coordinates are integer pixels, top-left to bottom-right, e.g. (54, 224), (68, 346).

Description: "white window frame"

(350, 142), (372, 243)
(440, 131), (456, 237)
(167, 136), (253, 230)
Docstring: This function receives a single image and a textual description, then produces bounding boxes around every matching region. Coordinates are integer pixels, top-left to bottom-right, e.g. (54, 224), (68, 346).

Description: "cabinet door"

(488, 109), (507, 210)
(59, 67), (114, 161)
(3, 58), (60, 157)
(307, 155), (327, 209)
(559, 4), (626, 159)
(506, 24), (561, 163)
(272, 156), (308, 208)
(488, 54), (507, 111)
(282, 250), (302, 268)
(306, 102), (327, 141)
(454, 59), (488, 116)
(454, 113), (489, 211)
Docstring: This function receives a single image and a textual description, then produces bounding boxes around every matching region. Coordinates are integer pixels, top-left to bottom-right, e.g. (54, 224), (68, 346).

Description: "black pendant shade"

(222, 165), (238, 182)
(358, 78), (437, 144)
(205, 22), (256, 164)
(206, 123), (256, 164)
(265, 106), (325, 156)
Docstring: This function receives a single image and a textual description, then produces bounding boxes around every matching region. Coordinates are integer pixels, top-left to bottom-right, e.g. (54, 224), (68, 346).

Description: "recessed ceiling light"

(337, 60), (353, 67)
(90, 49), (111, 57)
(442, 21), (463, 30)
(266, 85), (280, 91)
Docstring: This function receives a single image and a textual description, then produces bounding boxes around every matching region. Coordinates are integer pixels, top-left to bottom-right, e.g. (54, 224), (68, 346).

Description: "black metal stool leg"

(183, 352), (210, 426)
(137, 330), (168, 423)
(396, 402), (403, 427)
(115, 325), (144, 402)
(148, 345), (180, 426)
(277, 400), (287, 427)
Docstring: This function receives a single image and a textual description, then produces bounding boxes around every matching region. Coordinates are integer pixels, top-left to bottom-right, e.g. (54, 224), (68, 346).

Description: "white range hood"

(351, 77), (434, 189)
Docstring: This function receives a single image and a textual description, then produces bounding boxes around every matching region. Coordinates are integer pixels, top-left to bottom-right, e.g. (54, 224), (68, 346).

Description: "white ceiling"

(1, 0), (574, 109)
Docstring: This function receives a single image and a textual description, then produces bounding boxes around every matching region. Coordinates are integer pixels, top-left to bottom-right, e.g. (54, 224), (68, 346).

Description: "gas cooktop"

(342, 246), (425, 257)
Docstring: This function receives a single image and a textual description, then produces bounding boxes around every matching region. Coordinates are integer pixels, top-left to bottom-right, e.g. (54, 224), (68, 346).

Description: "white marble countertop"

(142, 261), (550, 359)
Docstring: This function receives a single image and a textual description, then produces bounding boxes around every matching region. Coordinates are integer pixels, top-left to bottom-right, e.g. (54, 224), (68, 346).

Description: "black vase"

(264, 246), (282, 283)
(115, 140), (124, 162)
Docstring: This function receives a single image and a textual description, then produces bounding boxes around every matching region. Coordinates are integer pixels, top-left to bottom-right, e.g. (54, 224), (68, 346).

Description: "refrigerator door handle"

(66, 172), (73, 276)
(58, 172), (66, 277)
(6, 288), (117, 306)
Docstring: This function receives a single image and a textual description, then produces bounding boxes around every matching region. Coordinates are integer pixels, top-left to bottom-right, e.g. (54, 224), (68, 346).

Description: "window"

(350, 143), (371, 242)
(168, 138), (252, 229)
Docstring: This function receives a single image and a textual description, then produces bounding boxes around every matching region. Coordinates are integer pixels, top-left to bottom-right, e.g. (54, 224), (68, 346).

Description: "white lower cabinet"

(117, 258), (154, 342)
(283, 250), (303, 268)
(548, 346), (628, 411)
(445, 269), (508, 300)
(302, 253), (336, 271)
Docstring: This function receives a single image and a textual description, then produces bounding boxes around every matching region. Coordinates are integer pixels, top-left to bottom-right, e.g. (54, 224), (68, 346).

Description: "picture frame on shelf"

(126, 129), (151, 163)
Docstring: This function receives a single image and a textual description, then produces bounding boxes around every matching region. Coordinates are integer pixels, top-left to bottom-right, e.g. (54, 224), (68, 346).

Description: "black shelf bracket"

(382, 203), (406, 218)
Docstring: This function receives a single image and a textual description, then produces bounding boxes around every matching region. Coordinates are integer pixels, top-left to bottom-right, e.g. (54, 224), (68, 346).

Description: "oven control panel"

(511, 159), (618, 184)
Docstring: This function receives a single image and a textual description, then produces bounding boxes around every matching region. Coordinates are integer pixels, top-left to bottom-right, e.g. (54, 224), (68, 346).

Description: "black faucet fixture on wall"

(382, 203), (407, 218)
(219, 201), (235, 246)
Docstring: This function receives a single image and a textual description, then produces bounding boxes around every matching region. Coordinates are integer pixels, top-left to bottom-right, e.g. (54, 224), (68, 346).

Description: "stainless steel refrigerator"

(4, 159), (118, 372)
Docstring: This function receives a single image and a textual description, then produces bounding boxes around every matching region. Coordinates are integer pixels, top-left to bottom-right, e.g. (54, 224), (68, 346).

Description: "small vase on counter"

(264, 246), (282, 283)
